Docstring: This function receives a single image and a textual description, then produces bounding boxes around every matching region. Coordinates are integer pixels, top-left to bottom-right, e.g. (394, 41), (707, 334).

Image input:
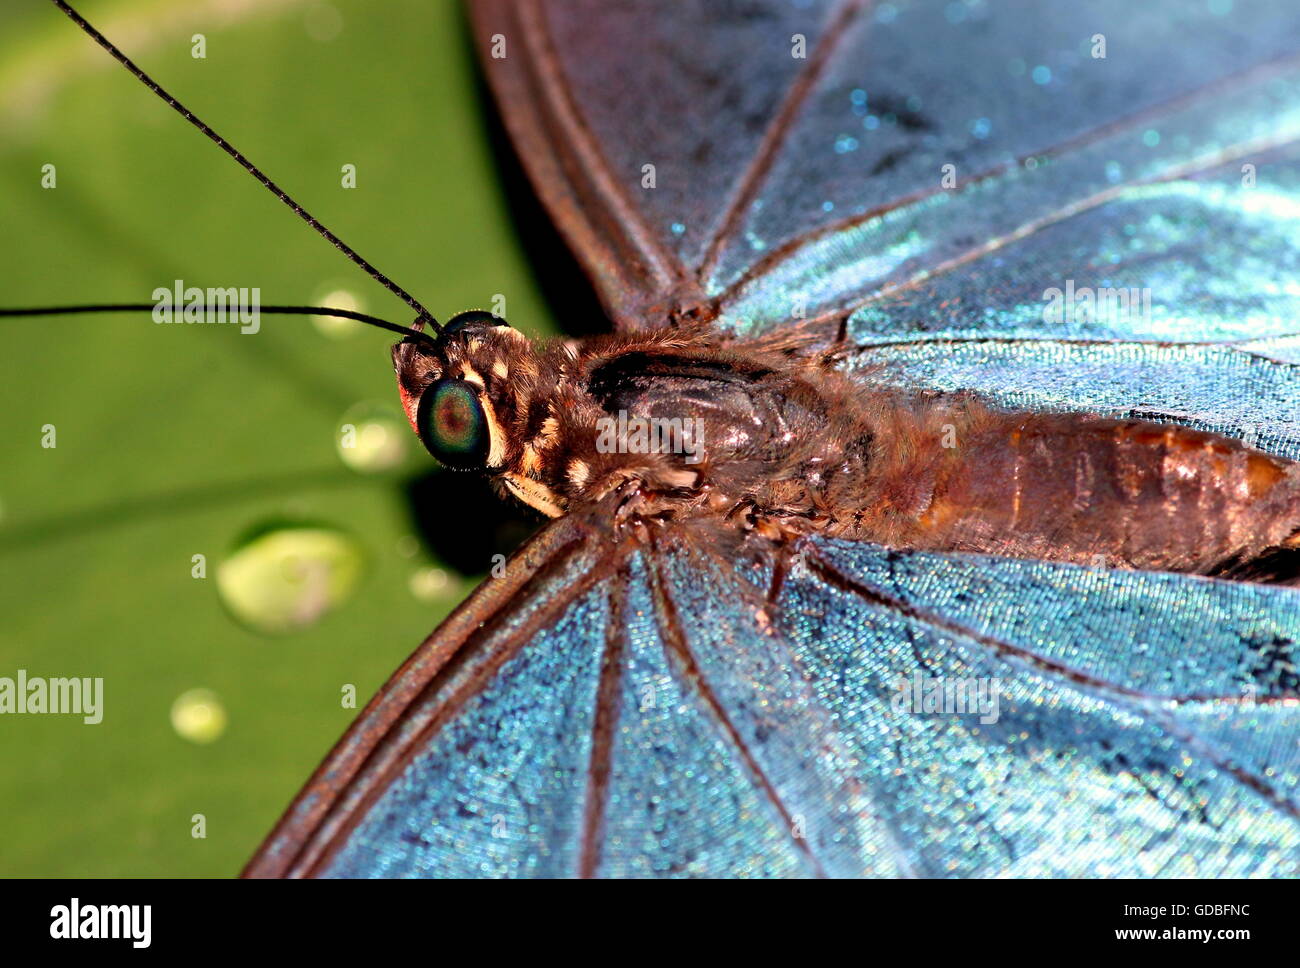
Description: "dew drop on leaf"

(336, 402), (408, 473)
(216, 526), (364, 634)
(409, 566), (456, 603)
(170, 688), (227, 744)
(312, 288), (365, 339)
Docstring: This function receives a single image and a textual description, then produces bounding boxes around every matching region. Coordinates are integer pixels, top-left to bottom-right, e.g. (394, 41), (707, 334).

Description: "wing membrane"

(257, 521), (1300, 876)
(791, 538), (1300, 876)
(470, 0), (1300, 344)
(840, 146), (1300, 457)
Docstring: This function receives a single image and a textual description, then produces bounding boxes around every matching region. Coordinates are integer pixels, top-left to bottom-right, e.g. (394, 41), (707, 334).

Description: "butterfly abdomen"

(862, 407), (1300, 579)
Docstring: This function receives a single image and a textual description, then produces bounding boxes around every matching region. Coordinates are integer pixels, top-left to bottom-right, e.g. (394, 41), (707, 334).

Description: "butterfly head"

(391, 310), (535, 475)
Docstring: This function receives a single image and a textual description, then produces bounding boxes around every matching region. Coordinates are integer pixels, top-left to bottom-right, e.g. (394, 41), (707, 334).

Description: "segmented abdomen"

(882, 412), (1300, 578)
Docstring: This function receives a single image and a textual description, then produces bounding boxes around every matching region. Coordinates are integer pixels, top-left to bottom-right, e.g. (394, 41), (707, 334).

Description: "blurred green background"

(0, 0), (568, 875)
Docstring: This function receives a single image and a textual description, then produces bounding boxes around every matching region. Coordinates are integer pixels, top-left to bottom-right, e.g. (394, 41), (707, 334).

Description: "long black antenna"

(0, 303), (438, 345)
(49, 0), (440, 333)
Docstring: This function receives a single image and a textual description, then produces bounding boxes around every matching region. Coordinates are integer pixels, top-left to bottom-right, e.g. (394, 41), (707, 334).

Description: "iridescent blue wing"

(839, 142), (1300, 461)
(472, 0), (1300, 347)
(249, 521), (1300, 876)
(789, 539), (1300, 876)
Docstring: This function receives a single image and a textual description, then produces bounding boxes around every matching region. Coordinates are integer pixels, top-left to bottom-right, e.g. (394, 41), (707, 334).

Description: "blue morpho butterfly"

(22, 0), (1300, 877)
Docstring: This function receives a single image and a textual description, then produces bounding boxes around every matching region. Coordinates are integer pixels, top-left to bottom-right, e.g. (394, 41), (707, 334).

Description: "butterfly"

(15, 0), (1300, 877)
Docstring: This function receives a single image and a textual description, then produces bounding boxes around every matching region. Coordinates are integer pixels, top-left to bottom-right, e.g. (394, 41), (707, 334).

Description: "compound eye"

(442, 310), (508, 337)
(417, 379), (490, 470)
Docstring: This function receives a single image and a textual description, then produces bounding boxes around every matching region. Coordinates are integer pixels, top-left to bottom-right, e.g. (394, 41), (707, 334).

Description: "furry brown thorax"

(395, 312), (1300, 583)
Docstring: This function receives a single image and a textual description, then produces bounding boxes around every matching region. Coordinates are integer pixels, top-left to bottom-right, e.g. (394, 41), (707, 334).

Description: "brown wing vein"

(696, 0), (871, 286)
(715, 48), (1300, 312)
(646, 538), (828, 877)
(577, 566), (630, 877)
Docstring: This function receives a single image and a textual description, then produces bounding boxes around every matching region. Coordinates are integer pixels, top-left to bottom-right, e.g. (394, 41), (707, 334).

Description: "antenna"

(49, 0), (440, 333)
(0, 303), (439, 346)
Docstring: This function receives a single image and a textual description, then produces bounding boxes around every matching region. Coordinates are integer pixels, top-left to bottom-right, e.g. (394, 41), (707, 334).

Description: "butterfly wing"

(471, 0), (1300, 342)
(249, 519), (1300, 876)
(781, 538), (1300, 876)
(469, 0), (866, 328)
(245, 514), (837, 878)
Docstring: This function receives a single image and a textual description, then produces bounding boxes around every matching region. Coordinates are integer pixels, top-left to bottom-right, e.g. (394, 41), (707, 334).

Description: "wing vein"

(696, 0), (870, 286)
(845, 333), (1300, 373)
(577, 565), (631, 878)
(715, 49), (1300, 313)
(646, 539), (828, 877)
(784, 128), (1300, 342)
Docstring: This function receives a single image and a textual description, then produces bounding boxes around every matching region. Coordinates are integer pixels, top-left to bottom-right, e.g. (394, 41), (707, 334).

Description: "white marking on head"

(458, 365), (486, 390)
(567, 459), (591, 488)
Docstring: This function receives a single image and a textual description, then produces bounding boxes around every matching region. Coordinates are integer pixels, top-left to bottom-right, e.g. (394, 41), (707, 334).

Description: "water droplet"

(409, 566), (455, 603)
(1032, 65), (1052, 86)
(312, 288), (365, 339)
(171, 688), (227, 744)
(336, 402), (408, 473)
(395, 534), (420, 558)
(217, 525), (364, 634)
(670, 222), (686, 236)
(1142, 129), (1161, 148)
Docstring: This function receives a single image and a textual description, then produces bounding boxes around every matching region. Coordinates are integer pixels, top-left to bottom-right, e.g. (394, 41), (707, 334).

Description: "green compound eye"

(417, 379), (490, 470)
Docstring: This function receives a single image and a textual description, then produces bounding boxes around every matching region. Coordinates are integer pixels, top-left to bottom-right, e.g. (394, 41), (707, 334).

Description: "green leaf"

(0, 0), (555, 875)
